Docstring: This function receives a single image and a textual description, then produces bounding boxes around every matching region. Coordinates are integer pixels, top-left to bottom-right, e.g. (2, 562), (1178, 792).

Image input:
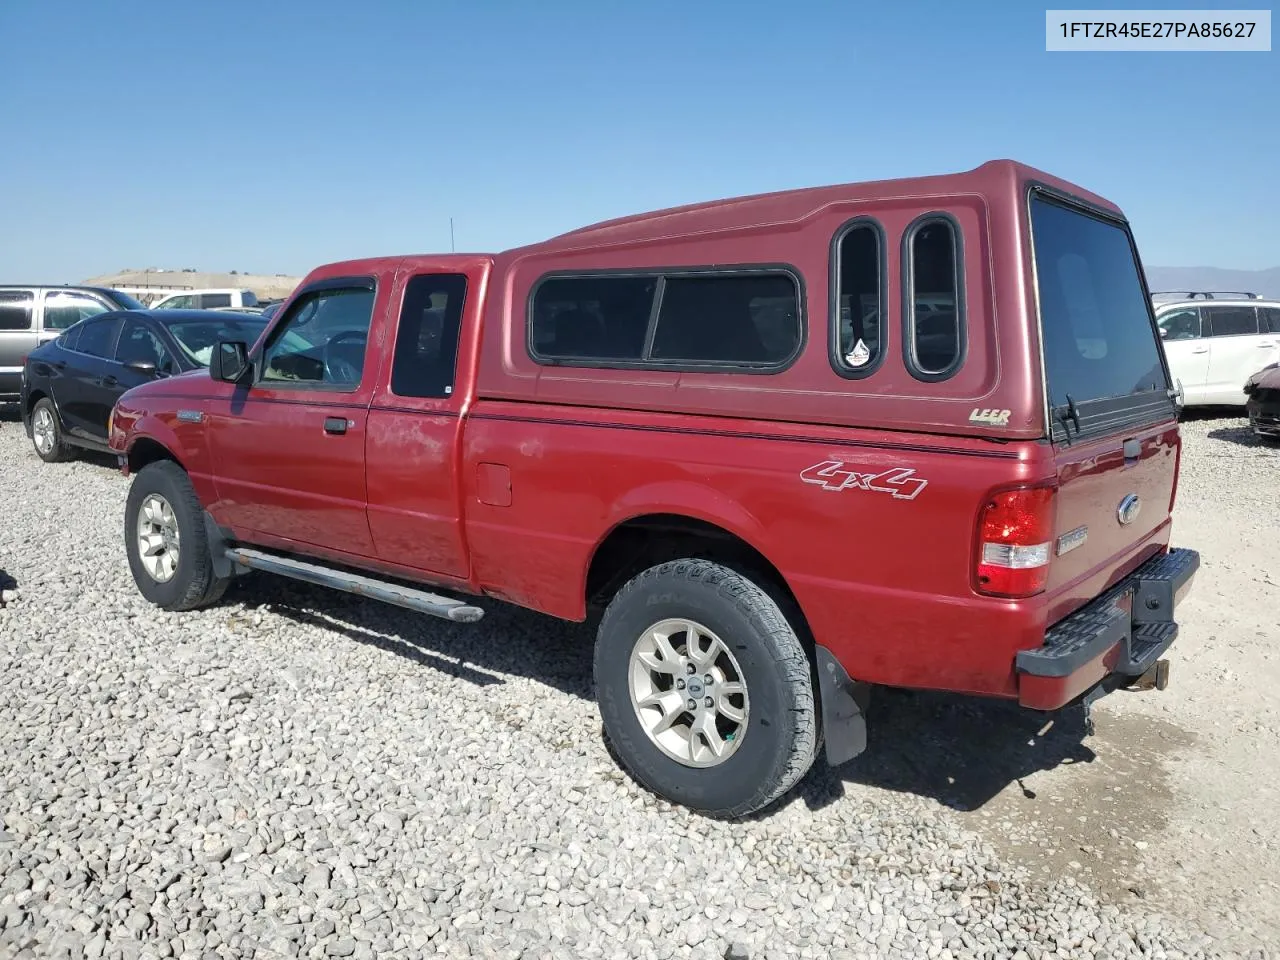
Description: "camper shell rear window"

(1030, 192), (1172, 439)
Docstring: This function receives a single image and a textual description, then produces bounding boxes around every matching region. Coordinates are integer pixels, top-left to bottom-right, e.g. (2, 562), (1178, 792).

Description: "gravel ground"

(0, 409), (1275, 960)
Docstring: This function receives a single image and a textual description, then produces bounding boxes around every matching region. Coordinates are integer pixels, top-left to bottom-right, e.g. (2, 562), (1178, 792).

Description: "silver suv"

(0, 286), (146, 402)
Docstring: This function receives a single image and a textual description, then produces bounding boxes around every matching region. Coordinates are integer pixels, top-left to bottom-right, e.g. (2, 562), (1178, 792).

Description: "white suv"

(1153, 292), (1280, 407)
(150, 288), (260, 312)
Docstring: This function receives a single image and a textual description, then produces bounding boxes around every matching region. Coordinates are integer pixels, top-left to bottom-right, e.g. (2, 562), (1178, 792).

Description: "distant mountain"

(1144, 265), (1280, 300)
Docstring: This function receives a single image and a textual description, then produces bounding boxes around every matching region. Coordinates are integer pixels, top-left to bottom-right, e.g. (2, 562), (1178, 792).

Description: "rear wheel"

(594, 559), (817, 818)
(30, 399), (71, 463)
(125, 461), (230, 611)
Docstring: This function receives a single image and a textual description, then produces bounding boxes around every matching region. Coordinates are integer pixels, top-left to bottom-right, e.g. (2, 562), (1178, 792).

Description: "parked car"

(150, 288), (260, 312)
(1244, 362), (1280, 440)
(108, 159), (1199, 817)
(20, 310), (270, 462)
(0, 286), (147, 402)
(1154, 293), (1280, 407)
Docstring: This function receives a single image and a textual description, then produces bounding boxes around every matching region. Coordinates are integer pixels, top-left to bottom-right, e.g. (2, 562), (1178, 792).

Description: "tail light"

(975, 485), (1057, 598)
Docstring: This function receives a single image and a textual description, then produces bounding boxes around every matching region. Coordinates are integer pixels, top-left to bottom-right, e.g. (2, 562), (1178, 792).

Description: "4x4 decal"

(800, 460), (928, 500)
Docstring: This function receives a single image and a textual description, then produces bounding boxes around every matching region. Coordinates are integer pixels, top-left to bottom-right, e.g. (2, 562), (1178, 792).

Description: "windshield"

(166, 316), (277, 367)
(106, 289), (146, 310)
(1031, 195), (1169, 411)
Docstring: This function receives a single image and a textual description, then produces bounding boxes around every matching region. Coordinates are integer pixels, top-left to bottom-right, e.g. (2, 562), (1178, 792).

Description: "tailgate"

(1045, 419), (1179, 613)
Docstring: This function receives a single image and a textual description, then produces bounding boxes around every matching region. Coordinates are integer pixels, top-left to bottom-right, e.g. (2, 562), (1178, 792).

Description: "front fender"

(113, 403), (216, 504)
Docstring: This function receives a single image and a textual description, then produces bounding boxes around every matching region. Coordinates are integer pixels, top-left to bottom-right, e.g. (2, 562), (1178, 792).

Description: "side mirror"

(211, 340), (251, 383)
(124, 360), (158, 377)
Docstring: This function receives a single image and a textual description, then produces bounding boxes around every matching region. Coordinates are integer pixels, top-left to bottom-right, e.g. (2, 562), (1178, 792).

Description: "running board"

(223, 547), (484, 623)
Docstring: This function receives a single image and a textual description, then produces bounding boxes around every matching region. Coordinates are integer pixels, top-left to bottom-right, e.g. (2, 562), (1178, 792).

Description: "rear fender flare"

(588, 479), (776, 586)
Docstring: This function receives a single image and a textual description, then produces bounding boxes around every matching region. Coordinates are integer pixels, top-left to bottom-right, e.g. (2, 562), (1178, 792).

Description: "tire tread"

(597, 558), (817, 818)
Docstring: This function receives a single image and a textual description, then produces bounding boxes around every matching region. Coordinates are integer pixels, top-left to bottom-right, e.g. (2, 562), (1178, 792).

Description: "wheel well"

(586, 514), (807, 631)
(26, 390), (47, 417)
(128, 438), (181, 474)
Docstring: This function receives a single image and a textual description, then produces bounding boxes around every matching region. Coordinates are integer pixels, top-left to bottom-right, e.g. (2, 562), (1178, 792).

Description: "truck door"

(207, 276), (382, 556)
(365, 268), (474, 580)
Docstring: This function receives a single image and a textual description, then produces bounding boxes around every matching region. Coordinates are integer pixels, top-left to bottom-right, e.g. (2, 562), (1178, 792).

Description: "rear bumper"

(1016, 547), (1200, 710)
(1246, 394), (1280, 437)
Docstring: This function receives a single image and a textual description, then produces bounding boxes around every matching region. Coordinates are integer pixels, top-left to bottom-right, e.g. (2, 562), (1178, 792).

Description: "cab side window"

(44, 291), (109, 330)
(1157, 308), (1201, 341)
(1203, 306), (1258, 337)
(390, 273), (467, 399)
(76, 316), (122, 358)
(261, 285), (375, 388)
(116, 318), (177, 374)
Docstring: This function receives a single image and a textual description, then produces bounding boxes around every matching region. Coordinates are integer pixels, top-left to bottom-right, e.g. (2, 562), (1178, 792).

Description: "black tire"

(124, 461), (230, 611)
(594, 559), (817, 818)
(30, 398), (72, 463)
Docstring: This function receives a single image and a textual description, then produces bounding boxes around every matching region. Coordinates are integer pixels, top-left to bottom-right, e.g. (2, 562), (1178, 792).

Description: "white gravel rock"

(0, 411), (1268, 958)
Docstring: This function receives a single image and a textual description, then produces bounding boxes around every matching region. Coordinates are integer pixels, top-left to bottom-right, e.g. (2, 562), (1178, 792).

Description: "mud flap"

(203, 512), (244, 580)
(816, 645), (871, 766)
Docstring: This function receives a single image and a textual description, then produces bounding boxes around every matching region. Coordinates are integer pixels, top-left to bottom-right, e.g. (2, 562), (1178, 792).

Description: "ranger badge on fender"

(800, 460), (928, 500)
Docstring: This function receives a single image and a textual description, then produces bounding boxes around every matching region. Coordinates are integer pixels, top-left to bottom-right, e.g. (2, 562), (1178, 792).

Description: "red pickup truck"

(108, 159), (1199, 817)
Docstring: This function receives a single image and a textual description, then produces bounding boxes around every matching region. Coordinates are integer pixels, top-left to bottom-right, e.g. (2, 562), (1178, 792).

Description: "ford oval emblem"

(1117, 494), (1141, 525)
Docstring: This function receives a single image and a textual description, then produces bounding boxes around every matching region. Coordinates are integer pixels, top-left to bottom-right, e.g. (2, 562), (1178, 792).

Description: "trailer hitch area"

(1130, 658), (1171, 693)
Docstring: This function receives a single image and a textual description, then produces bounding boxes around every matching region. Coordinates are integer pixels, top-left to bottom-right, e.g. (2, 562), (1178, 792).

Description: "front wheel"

(30, 398), (72, 463)
(594, 559), (818, 818)
(125, 461), (230, 611)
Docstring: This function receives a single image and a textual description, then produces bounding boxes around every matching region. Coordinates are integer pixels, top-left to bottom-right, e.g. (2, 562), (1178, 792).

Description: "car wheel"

(30, 398), (72, 463)
(125, 460), (230, 611)
(594, 558), (818, 818)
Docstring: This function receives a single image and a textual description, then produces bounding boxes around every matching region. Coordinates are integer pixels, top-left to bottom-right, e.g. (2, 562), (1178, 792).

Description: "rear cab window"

(1029, 193), (1172, 440)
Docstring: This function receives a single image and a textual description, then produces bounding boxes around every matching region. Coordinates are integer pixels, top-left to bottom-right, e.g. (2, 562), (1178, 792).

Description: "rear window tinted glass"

(391, 273), (467, 398)
(530, 271), (800, 368)
(1204, 306), (1258, 337)
(202, 293), (232, 309)
(1261, 307), (1280, 334)
(833, 223), (883, 373)
(0, 291), (33, 331)
(1030, 196), (1168, 408)
(906, 219), (963, 377)
(76, 317), (121, 358)
(649, 274), (800, 365)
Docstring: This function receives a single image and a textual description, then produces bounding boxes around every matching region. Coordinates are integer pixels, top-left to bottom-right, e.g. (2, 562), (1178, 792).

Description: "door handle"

(1191, 347), (1209, 354)
(101, 375), (118, 387)
(323, 416), (349, 435)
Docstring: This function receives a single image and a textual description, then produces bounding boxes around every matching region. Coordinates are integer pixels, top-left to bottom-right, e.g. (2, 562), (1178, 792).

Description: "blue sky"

(1, 0), (1275, 281)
